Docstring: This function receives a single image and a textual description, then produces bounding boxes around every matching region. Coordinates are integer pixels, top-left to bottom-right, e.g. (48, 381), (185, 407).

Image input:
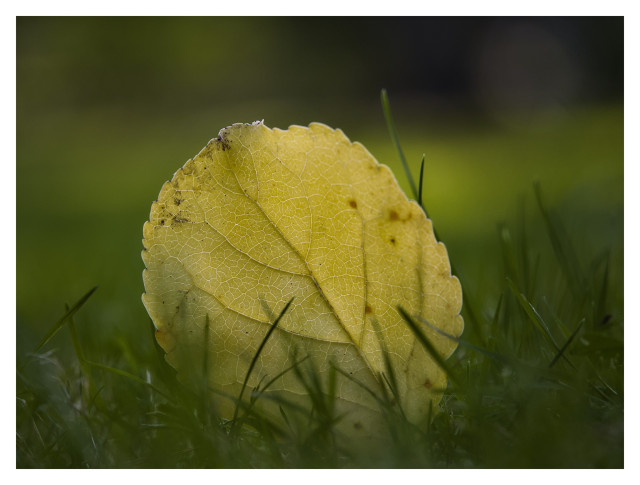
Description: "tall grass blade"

(418, 153), (428, 216)
(458, 280), (487, 348)
(83, 359), (174, 402)
(279, 405), (292, 432)
(33, 286), (98, 353)
(235, 355), (310, 434)
(491, 293), (503, 329)
(291, 355), (326, 417)
(397, 306), (459, 387)
(330, 364), (386, 408)
(506, 278), (559, 350)
(381, 89), (418, 201)
(414, 314), (509, 365)
(200, 315), (213, 426)
(549, 318), (585, 368)
(232, 297), (294, 425)
(499, 225), (519, 284)
(66, 304), (86, 365)
(369, 317), (405, 417)
(534, 181), (584, 299)
(506, 278), (576, 369)
(519, 200), (532, 295)
(202, 314), (210, 385)
(257, 355), (310, 398)
(596, 252), (610, 325)
(65, 303), (96, 405)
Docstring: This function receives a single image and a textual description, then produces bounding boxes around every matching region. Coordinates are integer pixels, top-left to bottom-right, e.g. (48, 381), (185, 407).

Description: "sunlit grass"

(16, 175), (623, 467)
(16, 97), (623, 468)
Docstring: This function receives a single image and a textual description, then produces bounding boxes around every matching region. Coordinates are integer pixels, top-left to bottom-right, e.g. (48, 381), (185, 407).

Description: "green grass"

(16, 98), (623, 469)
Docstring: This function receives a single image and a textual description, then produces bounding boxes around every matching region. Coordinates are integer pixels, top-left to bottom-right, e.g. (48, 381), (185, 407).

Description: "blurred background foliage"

(17, 17), (622, 394)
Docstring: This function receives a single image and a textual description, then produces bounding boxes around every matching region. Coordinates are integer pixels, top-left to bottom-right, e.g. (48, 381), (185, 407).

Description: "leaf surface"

(142, 122), (463, 435)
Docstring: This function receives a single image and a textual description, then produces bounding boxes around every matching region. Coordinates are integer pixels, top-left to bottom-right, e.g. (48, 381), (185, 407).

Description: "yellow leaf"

(141, 121), (463, 439)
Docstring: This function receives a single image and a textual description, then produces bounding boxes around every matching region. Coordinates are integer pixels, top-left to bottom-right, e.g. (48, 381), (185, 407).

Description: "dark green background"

(17, 17), (623, 353)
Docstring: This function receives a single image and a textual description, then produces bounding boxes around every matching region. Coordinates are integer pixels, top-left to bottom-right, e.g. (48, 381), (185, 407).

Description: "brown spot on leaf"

(389, 208), (415, 222)
(182, 163), (195, 176)
(390, 237), (396, 245)
(174, 197), (182, 206)
(349, 199), (357, 209)
(423, 379), (432, 389)
(353, 422), (363, 430)
(215, 134), (231, 151)
(160, 219), (165, 226)
(365, 305), (372, 314)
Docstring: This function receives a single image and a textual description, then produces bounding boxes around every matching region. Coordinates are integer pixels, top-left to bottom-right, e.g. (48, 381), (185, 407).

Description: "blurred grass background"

(16, 17), (623, 465)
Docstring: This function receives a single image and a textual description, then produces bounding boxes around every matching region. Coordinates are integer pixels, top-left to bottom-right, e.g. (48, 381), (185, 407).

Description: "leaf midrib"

(221, 135), (378, 382)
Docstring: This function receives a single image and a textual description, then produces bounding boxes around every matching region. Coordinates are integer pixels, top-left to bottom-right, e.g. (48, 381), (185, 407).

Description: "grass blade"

(506, 277), (576, 370)
(418, 153), (428, 216)
(235, 355), (310, 433)
(413, 314), (510, 366)
(499, 224), (519, 284)
(519, 199), (532, 295)
(254, 355), (310, 398)
(33, 286), (98, 353)
(596, 251), (610, 325)
(549, 318), (585, 368)
(84, 359), (174, 402)
(397, 306), (459, 387)
(232, 297), (294, 425)
(65, 302), (97, 406)
(506, 277), (559, 350)
(66, 303), (87, 365)
(381, 89), (418, 201)
(199, 315), (213, 426)
(369, 317), (406, 417)
(534, 181), (584, 299)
